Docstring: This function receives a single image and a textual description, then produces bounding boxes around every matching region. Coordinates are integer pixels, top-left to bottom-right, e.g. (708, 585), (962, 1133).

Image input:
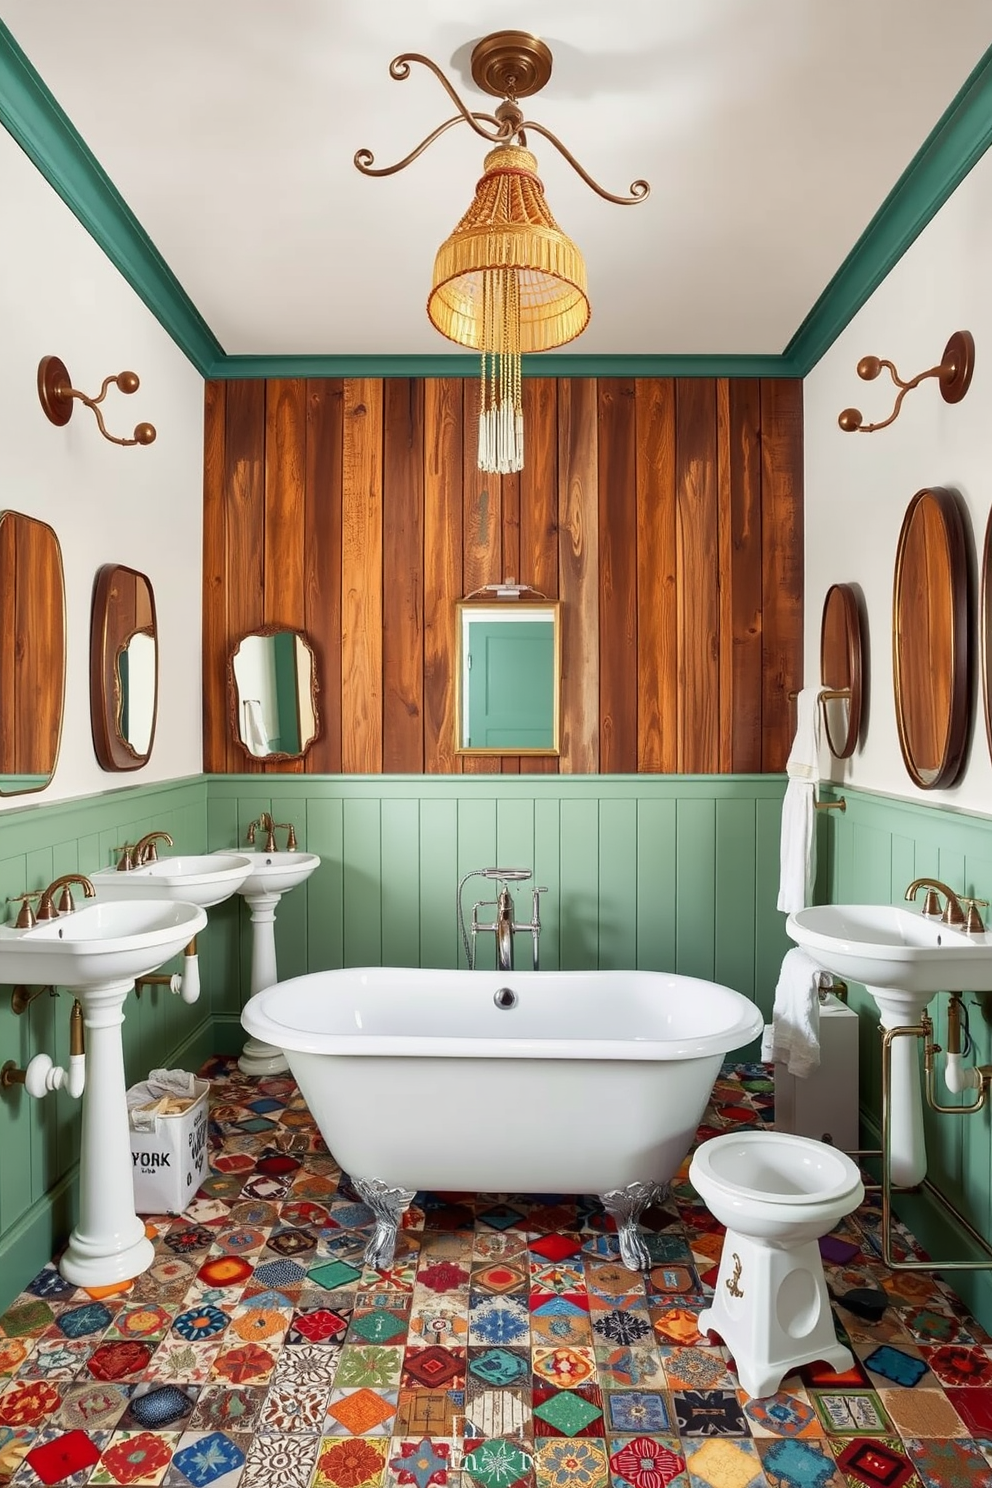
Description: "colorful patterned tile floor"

(3, 1059), (992, 1488)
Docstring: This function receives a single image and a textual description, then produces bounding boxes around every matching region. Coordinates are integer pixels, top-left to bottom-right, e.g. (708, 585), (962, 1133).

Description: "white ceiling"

(5, 1), (992, 359)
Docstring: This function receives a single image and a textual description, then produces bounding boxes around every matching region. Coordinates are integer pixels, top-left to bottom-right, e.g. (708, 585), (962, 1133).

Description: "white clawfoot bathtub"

(242, 966), (763, 1271)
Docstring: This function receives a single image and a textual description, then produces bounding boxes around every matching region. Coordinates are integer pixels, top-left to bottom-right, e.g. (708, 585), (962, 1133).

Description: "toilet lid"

(690, 1131), (863, 1206)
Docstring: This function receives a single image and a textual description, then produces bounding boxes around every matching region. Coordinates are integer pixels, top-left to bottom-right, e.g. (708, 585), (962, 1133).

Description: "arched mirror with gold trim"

(819, 583), (864, 759)
(0, 511), (65, 795)
(893, 487), (970, 789)
(229, 627), (319, 761)
(90, 564), (158, 771)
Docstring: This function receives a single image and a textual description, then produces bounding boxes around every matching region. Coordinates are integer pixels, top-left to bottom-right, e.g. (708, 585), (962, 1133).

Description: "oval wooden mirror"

(229, 627), (319, 761)
(0, 511), (65, 795)
(90, 564), (158, 771)
(981, 506), (992, 766)
(820, 583), (864, 758)
(893, 487), (970, 789)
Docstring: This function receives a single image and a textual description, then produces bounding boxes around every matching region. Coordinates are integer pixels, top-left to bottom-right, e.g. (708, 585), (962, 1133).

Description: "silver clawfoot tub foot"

(600, 1181), (668, 1271)
(352, 1178), (417, 1270)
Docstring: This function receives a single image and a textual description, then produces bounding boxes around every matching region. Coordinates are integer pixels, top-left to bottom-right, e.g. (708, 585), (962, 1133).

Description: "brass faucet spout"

(133, 831), (174, 865)
(905, 877), (966, 928)
(36, 874), (96, 921)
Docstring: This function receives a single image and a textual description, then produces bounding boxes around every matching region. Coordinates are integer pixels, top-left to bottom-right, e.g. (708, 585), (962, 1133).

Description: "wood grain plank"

(0, 516), (16, 777)
(518, 378), (560, 777)
(202, 380), (228, 772)
(263, 379), (307, 773)
(558, 379), (599, 773)
(760, 379), (804, 771)
(636, 379), (677, 772)
(341, 379), (384, 773)
(727, 380), (763, 771)
(224, 380), (266, 772)
(598, 379), (638, 772)
(461, 380), (501, 775)
(382, 379), (425, 773)
(676, 378), (720, 772)
(304, 379), (343, 774)
(424, 378), (463, 774)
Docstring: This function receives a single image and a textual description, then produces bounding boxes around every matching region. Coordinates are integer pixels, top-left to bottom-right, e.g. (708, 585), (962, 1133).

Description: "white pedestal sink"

(0, 899), (208, 1287)
(234, 851), (321, 1077)
(91, 853), (255, 908)
(787, 904), (992, 1187)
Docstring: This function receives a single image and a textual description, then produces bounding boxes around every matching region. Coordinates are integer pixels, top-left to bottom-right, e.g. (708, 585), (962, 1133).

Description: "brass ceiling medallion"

(354, 31), (650, 475)
(838, 330), (975, 433)
(470, 31), (553, 99)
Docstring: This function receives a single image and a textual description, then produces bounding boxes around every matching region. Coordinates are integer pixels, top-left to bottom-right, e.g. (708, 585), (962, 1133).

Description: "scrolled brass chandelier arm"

(388, 52), (512, 144)
(355, 115), (477, 178)
(517, 120), (650, 204)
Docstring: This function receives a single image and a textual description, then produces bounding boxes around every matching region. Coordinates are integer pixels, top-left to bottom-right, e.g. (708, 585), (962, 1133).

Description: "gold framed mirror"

(0, 511), (65, 795)
(90, 564), (158, 771)
(819, 583), (864, 759)
(229, 627), (319, 761)
(455, 601), (560, 754)
(893, 487), (970, 789)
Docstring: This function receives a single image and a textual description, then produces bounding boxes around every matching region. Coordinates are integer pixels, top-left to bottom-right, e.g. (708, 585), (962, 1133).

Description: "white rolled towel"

(768, 946), (827, 1078)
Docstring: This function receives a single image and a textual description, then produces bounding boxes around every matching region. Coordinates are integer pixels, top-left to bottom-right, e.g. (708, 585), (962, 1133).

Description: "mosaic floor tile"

(324, 1387), (396, 1435)
(608, 1434), (687, 1488)
(875, 1388), (967, 1440)
(682, 1435), (764, 1488)
(754, 1436), (846, 1488)
(313, 1435), (388, 1488)
(899, 1436), (992, 1488)
(8, 1059), (992, 1488)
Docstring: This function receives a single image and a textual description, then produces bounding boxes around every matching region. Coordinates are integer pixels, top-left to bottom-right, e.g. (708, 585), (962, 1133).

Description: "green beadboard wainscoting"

(204, 774), (791, 1047)
(0, 771), (789, 1308)
(819, 784), (992, 1331)
(0, 777), (212, 1305)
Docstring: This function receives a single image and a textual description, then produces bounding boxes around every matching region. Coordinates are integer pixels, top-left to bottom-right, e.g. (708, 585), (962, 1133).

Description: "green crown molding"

(787, 43), (992, 375)
(4, 16), (992, 383)
(0, 22), (223, 375)
(207, 352), (800, 380)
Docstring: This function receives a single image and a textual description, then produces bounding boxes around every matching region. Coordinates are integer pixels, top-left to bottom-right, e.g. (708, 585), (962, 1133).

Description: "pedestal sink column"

(238, 891), (290, 1076)
(870, 987), (928, 1190)
(60, 979), (155, 1287)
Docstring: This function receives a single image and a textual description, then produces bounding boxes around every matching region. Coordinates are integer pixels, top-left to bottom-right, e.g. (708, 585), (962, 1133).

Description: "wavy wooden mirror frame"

(892, 487), (970, 790)
(0, 510), (66, 795)
(228, 626), (320, 762)
(90, 563), (158, 771)
(819, 583), (864, 759)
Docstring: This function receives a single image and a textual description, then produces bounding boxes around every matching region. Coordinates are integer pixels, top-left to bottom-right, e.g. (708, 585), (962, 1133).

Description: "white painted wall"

(0, 127), (204, 809)
(804, 144), (992, 812)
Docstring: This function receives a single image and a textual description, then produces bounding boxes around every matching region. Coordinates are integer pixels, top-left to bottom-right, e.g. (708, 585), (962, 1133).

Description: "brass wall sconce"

(838, 330), (974, 433)
(37, 356), (156, 447)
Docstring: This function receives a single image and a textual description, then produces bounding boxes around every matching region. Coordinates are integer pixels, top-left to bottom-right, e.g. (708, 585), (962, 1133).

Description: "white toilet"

(689, 1130), (865, 1399)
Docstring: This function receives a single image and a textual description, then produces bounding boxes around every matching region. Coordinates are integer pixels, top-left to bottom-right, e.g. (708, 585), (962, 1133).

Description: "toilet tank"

(774, 992), (859, 1152)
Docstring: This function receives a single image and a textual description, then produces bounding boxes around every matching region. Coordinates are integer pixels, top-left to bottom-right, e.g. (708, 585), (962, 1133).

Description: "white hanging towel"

(242, 699), (272, 757)
(766, 946), (825, 1077)
(777, 687), (822, 913)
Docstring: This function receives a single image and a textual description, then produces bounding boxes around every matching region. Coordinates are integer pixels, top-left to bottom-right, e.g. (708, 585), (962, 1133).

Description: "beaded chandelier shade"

(356, 31), (648, 474)
(428, 144), (589, 472)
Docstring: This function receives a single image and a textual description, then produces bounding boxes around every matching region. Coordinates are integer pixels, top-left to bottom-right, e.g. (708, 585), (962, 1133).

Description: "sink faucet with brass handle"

(905, 877), (968, 929)
(133, 831), (174, 865)
(36, 874), (96, 921)
(246, 813), (296, 852)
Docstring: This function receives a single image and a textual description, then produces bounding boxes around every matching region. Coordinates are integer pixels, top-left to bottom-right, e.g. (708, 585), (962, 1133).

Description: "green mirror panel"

(456, 602), (560, 755)
(90, 564), (158, 771)
(230, 628), (319, 761)
(0, 511), (66, 795)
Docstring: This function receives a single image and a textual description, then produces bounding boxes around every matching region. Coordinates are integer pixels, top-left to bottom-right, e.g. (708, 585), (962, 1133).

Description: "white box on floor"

(127, 1078), (210, 1214)
(774, 992), (859, 1152)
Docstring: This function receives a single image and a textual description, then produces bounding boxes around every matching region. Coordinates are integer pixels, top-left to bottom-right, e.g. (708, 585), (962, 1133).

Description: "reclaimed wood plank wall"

(202, 376), (803, 774)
